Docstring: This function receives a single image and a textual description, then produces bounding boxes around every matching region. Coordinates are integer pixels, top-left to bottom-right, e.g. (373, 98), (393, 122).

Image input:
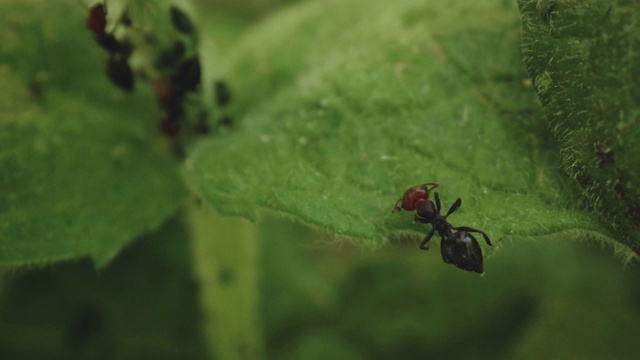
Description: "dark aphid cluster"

(154, 54), (202, 137)
(152, 5), (210, 140)
(86, 3), (134, 91)
(393, 184), (493, 274)
(85, 2), (215, 145)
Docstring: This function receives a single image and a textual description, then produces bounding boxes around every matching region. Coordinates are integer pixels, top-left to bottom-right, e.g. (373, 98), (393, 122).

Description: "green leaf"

(0, 1), (185, 267)
(184, 0), (628, 257)
(519, 0), (640, 251)
(0, 213), (209, 359)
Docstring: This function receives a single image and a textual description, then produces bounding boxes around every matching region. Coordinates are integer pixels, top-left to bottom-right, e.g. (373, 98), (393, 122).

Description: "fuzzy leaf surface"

(519, 0), (640, 252)
(0, 1), (185, 267)
(186, 0), (624, 254)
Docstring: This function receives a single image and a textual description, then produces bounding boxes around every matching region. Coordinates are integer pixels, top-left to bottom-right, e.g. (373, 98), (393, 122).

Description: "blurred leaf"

(193, 0), (307, 50)
(258, 217), (640, 359)
(258, 214), (338, 354)
(519, 0), (640, 251)
(184, 0), (622, 256)
(0, 1), (185, 267)
(336, 238), (640, 359)
(0, 213), (208, 359)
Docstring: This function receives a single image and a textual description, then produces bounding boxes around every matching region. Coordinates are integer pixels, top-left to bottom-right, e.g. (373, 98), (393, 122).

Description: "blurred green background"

(3, 209), (640, 359)
(2, 0), (640, 359)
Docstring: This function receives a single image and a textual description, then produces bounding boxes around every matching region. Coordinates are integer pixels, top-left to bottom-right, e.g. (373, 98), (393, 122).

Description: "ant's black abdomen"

(441, 231), (484, 274)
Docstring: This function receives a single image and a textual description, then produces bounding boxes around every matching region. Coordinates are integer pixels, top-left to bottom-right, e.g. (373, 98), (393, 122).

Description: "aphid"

(159, 116), (181, 137)
(414, 192), (492, 274)
(194, 119), (211, 135)
(170, 5), (195, 34)
(154, 78), (174, 104)
(86, 3), (121, 53)
(217, 115), (233, 128)
(154, 77), (183, 116)
(173, 56), (201, 92)
(86, 3), (107, 36)
(106, 54), (134, 91)
(86, 3), (119, 53)
(214, 80), (231, 107)
(156, 41), (186, 68)
(191, 110), (211, 135)
(392, 182), (439, 213)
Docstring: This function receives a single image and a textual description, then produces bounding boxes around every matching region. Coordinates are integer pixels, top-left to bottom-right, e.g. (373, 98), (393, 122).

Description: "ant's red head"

(392, 182), (439, 213)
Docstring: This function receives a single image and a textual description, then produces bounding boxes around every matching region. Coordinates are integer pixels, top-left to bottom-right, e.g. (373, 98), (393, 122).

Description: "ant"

(392, 182), (439, 213)
(414, 192), (492, 274)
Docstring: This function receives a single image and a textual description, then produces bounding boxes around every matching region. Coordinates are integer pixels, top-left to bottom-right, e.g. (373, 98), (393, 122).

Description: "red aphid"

(154, 78), (185, 117)
(86, 3), (129, 54)
(160, 116), (181, 137)
(154, 78), (174, 103)
(392, 182), (439, 213)
(86, 3), (107, 36)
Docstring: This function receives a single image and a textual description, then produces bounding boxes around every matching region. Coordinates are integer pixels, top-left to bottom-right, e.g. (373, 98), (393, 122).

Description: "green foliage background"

(1, 0), (640, 359)
(0, 1), (186, 267)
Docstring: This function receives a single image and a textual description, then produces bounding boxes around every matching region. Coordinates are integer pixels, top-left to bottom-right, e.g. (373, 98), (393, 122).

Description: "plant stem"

(187, 202), (263, 360)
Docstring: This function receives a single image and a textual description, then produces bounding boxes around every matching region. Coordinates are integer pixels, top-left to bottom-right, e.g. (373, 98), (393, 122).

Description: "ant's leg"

(434, 192), (442, 213)
(419, 228), (435, 250)
(392, 198), (403, 213)
(453, 226), (492, 246)
(445, 198), (462, 218)
(423, 182), (439, 192)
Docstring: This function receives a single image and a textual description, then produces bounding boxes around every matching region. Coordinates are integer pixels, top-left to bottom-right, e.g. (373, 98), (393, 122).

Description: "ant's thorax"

(432, 217), (452, 236)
